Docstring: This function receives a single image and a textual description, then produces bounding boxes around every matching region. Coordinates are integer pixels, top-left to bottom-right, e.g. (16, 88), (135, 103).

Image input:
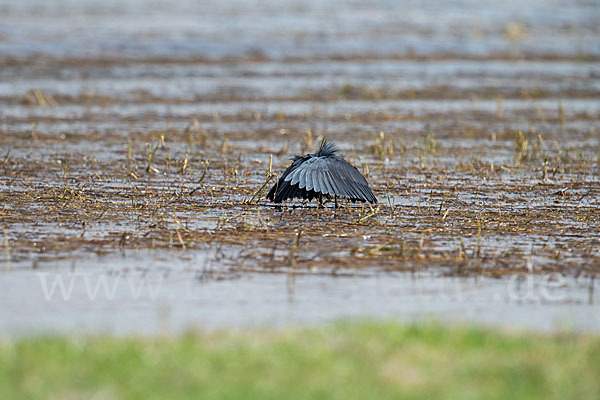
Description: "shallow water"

(1, 0), (599, 335)
(1, 250), (598, 336)
(2, 0), (599, 59)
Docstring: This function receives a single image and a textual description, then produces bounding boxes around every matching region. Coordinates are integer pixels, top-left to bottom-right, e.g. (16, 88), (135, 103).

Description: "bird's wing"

(266, 156), (306, 201)
(284, 156), (377, 203)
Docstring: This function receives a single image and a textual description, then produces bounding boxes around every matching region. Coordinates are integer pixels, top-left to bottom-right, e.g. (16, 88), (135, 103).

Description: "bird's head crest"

(316, 139), (338, 157)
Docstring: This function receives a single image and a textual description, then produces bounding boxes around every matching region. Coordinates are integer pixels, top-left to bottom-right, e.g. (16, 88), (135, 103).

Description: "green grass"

(1, 322), (598, 400)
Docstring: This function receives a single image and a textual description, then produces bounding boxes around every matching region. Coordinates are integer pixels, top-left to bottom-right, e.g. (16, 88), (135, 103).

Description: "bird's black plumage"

(267, 140), (377, 204)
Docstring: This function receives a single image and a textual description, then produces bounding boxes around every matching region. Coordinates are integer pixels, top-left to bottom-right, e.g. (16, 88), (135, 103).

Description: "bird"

(266, 139), (377, 206)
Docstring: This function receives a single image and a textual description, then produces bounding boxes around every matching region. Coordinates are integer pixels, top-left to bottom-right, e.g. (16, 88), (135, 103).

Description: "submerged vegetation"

(0, 95), (598, 279)
(0, 1), (598, 283)
(0, 5), (598, 397)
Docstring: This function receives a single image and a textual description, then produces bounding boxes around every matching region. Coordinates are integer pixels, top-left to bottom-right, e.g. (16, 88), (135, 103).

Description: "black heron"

(266, 140), (377, 206)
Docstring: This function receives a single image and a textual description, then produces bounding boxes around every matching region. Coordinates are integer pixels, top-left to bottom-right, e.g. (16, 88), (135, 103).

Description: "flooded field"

(1, 0), (599, 334)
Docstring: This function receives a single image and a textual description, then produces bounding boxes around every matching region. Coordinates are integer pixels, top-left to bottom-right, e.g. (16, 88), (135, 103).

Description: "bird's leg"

(318, 193), (323, 208)
(334, 195), (338, 208)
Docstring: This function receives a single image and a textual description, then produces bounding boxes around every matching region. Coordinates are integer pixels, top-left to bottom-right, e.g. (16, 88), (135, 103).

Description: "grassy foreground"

(1, 322), (598, 400)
